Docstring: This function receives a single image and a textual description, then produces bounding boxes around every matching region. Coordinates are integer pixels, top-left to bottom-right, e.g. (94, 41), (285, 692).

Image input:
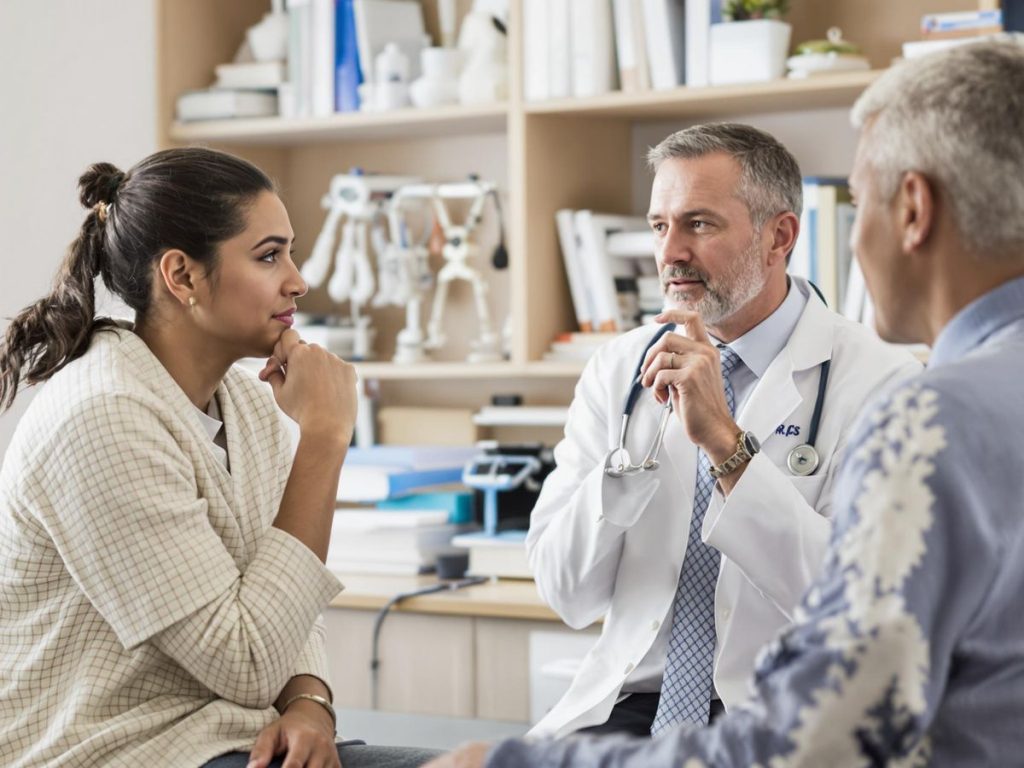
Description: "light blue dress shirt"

(718, 278), (808, 414)
(488, 274), (1024, 766)
(623, 279), (809, 694)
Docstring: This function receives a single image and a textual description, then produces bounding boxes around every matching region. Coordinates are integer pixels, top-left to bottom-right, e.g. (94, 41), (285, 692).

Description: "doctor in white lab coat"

(526, 124), (921, 740)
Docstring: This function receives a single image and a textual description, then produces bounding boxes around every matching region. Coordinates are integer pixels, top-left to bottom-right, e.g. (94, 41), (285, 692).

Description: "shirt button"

(650, 620), (660, 631)
(623, 662), (635, 675)
(721, 608), (732, 621)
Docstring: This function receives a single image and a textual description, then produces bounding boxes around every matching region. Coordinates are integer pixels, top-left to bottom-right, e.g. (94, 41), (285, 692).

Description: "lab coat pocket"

(787, 473), (828, 509)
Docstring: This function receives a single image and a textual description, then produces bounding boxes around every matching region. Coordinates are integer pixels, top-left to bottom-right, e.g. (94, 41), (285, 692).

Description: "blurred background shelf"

(169, 102), (508, 145)
(524, 70), (881, 120)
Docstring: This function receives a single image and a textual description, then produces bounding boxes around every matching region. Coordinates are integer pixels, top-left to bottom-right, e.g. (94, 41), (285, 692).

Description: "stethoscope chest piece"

(787, 444), (820, 477)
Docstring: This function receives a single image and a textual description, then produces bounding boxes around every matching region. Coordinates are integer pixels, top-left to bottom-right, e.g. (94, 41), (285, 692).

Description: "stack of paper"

(328, 508), (462, 575)
(451, 531), (532, 580)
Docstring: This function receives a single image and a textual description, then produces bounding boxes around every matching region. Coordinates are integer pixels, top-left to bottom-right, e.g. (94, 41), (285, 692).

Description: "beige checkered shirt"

(0, 327), (344, 767)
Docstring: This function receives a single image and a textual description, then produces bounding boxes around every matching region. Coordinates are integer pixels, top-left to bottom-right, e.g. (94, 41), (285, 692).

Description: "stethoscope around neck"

(605, 281), (832, 479)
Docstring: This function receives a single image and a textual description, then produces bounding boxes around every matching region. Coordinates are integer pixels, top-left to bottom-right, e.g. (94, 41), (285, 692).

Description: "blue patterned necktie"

(651, 345), (743, 735)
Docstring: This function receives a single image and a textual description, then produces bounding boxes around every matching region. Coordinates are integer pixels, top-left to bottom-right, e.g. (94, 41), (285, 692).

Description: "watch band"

(709, 431), (754, 479)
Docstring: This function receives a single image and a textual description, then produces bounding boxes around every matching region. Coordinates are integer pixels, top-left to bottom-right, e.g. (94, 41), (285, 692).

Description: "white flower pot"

(709, 19), (792, 85)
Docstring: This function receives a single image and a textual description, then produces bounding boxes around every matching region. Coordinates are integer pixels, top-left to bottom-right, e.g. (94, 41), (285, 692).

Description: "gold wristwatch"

(709, 431), (761, 479)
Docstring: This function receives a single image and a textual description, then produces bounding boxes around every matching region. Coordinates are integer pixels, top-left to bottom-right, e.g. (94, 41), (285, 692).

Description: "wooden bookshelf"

(157, 0), (961, 401)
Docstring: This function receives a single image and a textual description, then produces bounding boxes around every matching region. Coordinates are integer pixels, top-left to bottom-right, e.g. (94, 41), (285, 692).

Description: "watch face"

(742, 431), (761, 455)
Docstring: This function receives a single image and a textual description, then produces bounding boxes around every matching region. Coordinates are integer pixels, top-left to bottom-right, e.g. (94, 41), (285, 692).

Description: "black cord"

(369, 576), (489, 709)
(489, 189), (508, 270)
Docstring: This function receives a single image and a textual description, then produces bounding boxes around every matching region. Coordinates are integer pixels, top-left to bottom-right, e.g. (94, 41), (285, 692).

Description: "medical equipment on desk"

(607, 283), (833, 478)
(389, 177), (508, 362)
(460, 453), (543, 540)
(301, 172), (419, 359)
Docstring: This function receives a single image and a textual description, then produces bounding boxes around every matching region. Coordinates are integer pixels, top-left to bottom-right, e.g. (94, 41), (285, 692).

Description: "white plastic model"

(301, 173), (419, 359)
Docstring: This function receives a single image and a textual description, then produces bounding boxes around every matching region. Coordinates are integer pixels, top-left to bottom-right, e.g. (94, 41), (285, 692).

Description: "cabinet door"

(324, 608), (475, 717)
(474, 618), (601, 723)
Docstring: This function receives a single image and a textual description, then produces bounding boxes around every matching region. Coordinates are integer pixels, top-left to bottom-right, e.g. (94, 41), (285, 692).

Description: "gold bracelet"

(281, 693), (337, 731)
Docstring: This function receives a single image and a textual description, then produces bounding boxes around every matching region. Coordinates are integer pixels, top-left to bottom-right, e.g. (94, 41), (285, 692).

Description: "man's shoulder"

(826, 314), (923, 381)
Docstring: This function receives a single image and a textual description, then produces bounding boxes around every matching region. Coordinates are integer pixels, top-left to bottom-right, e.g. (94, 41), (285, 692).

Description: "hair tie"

(93, 201), (110, 224)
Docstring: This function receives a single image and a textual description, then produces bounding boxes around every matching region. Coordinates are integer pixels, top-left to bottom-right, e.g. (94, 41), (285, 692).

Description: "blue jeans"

(201, 740), (442, 767)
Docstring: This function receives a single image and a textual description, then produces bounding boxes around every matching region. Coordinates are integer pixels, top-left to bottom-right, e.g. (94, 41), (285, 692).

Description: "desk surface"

(328, 573), (562, 621)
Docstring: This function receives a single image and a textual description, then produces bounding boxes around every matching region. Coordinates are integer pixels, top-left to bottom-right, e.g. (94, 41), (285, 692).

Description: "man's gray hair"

(646, 123), (803, 230)
(852, 39), (1024, 255)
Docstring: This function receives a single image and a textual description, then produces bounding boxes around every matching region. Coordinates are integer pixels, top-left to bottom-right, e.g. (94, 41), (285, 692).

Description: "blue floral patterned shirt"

(488, 274), (1024, 767)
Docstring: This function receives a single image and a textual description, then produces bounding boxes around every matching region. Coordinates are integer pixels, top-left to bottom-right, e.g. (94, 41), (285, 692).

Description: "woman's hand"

(259, 329), (358, 444)
(248, 701), (340, 768)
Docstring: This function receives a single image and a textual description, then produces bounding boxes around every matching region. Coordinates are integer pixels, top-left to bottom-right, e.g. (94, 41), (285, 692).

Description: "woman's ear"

(156, 249), (200, 308)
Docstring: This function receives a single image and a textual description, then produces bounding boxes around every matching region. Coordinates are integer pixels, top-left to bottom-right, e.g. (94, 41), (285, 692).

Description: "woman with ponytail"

(0, 148), (438, 768)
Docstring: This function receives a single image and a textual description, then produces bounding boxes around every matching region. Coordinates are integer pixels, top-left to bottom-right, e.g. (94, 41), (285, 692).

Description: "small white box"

(709, 19), (792, 85)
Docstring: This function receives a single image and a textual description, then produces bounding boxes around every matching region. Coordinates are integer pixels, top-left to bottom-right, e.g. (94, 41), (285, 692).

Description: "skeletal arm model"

(388, 178), (507, 363)
(300, 173), (418, 358)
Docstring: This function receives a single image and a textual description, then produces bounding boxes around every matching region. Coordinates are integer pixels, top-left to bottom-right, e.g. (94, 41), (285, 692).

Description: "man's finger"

(641, 333), (705, 379)
(654, 309), (711, 344)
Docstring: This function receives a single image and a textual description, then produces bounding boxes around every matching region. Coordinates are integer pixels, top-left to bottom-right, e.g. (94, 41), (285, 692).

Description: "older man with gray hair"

(425, 38), (1024, 768)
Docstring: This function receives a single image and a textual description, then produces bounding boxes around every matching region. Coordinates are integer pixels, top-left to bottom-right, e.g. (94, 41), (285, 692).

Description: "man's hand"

(640, 310), (739, 464)
(420, 741), (493, 768)
(247, 702), (339, 768)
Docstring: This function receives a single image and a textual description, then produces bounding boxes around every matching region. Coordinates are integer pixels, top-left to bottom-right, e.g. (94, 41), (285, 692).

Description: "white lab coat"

(526, 280), (922, 738)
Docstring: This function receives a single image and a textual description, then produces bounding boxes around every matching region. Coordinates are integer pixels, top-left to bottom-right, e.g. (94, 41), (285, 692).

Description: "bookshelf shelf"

(168, 103), (509, 145)
(525, 70), (881, 121)
(354, 360), (585, 381)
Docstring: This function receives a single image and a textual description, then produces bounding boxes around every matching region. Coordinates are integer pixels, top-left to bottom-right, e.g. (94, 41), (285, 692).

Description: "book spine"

(335, 0), (362, 111)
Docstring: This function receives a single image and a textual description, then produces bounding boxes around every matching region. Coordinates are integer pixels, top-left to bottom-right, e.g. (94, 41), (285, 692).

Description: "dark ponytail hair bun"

(79, 162), (126, 208)
(0, 147), (275, 411)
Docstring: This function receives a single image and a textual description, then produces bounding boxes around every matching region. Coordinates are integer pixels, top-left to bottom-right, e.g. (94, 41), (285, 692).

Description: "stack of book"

(337, 445), (477, 503)
(327, 508), (462, 575)
(176, 59), (285, 121)
(903, 9), (1010, 59)
(451, 530), (533, 580)
(543, 332), (618, 364)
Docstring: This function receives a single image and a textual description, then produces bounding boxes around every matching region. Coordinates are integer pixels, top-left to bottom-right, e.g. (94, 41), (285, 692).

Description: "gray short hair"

(852, 39), (1024, 255)
(646, 123), (803, 229)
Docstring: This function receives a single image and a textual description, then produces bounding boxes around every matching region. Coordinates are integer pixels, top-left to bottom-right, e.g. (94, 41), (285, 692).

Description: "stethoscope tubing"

(614, 280), (832, 478)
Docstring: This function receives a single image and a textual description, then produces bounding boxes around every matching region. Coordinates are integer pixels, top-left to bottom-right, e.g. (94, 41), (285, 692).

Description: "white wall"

(0, 0), (156, 459)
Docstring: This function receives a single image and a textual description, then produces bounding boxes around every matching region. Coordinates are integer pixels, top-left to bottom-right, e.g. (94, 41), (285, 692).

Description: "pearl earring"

(188, 296), (197, 308)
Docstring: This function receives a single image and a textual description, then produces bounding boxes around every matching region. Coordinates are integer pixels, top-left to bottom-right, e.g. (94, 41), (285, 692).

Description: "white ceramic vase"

(709, 19), (792, 85)
(410, 47), (461, 108)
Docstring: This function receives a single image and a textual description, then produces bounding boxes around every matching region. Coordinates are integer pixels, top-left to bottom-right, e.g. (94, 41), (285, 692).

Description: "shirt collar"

(719, 279), (808, 378)
(930, 274), (1024, 367)
(193, 396), (223, 443)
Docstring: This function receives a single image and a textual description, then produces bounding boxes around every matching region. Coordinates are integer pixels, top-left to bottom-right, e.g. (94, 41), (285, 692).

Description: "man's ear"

(156, 249), (200, 307)
(898, 171), (936, 253)
(766, 211), (799, 267)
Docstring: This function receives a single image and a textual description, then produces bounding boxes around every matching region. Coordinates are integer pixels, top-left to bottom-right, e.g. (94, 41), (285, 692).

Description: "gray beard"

(660, 239), (766, 325)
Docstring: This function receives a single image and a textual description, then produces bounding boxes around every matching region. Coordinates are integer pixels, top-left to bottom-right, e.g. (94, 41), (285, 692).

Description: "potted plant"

(709, 0), (793, 85)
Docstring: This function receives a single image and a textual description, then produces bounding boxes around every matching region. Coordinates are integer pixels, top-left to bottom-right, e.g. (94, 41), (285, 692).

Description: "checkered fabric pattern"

(0, 327), (343, 767)
(651, 346), (742, 735)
